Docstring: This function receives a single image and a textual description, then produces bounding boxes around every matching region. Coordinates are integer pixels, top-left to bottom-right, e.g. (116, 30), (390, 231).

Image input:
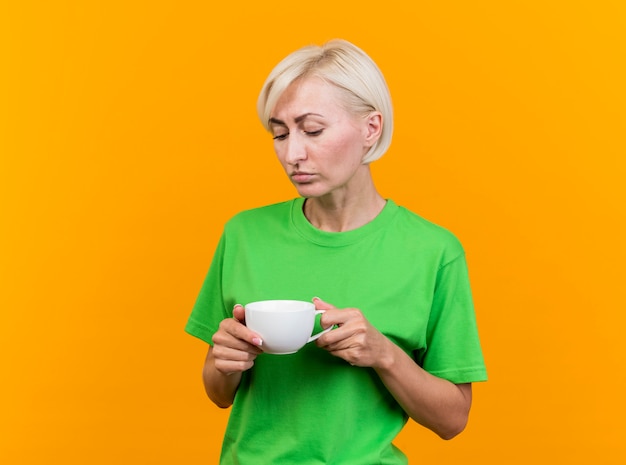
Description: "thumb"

(233, 304), (246, 323)
(313, 297), (336, 311)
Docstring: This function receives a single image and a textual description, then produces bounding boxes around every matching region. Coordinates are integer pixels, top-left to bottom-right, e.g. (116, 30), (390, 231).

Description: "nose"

(283, 133), (307, 165)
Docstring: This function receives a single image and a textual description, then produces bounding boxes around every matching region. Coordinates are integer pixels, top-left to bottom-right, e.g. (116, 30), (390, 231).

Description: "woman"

(186, 39), (487, 464)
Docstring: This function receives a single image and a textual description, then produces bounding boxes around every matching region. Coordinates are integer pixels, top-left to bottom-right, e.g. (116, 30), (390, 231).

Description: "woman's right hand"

(203, 305), (264, 407)
(209, 304), (264, 376)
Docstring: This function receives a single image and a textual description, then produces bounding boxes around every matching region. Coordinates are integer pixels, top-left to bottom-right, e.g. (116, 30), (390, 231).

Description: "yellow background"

(1, 1), (625, 463)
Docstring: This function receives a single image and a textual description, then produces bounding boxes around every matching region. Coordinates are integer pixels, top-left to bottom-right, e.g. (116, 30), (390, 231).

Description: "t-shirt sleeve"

(420, 251), (488, 384)
(185, 233), (230, 344)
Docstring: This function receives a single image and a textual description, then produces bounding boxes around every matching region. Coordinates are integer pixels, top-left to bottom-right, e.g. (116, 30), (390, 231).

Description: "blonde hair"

(256, 39), (393, 164)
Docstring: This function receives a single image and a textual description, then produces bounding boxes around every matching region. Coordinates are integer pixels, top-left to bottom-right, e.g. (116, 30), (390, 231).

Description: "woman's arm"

(314, 298), (472, 439)
(372, 341), (472, 439)
(202, 305), (263, 408)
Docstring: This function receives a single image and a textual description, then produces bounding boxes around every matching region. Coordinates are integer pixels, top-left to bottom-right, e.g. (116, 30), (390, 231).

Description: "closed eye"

(305, 129), (324, 137)
(273, 133), (288, 141)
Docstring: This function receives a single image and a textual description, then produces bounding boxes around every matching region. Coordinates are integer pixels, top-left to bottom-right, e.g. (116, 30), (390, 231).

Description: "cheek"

(329, 135), (366, 166)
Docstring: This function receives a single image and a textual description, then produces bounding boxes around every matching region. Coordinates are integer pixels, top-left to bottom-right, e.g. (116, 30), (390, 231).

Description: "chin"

(293, 183), (328, 198)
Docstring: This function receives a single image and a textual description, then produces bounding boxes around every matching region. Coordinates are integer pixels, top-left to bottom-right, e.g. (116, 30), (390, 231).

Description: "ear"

(363, 111), (383, 147)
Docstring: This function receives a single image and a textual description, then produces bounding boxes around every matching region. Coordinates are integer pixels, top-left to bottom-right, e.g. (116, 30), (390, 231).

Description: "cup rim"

(245, 299), (314, 312)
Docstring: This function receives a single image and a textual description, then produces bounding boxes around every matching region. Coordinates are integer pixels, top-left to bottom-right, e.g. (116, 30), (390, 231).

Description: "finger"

(216, 317), (263, 348)
(232, 305), (263, 346)
(212, 346), (257, 374)
(214, 358), (255, 375)
(318, 341), (363, 367)
(313, 297), (343, 330)
(330, 349), (360, 367)
(233, 304), (246, 323)
(312, 297), (336, 311)
(316, 314), (368, 347)
(213, 343), (261, 362)
(315, 322), (351, 348)
(213, 333), (264, 355)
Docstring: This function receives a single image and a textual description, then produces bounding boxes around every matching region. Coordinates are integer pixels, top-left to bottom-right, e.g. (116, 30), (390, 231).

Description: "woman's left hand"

(313, 297), (472, 440)
(313, 297), (392, 368)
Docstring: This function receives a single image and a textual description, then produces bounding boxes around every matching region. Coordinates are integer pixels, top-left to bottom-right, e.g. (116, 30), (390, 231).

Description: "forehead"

(270, 77), (347, 120)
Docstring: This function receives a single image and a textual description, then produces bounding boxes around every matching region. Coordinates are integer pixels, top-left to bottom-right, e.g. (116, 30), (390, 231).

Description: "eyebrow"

(269, 113), (324, 126)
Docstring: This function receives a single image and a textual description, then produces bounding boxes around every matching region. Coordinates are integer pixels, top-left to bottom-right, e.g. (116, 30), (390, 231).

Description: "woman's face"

(269, 77), (380, 200)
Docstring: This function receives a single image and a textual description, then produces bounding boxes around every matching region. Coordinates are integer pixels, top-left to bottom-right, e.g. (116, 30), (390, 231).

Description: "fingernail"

(313, 296), (321, 301)
(252, 337), (263, 347)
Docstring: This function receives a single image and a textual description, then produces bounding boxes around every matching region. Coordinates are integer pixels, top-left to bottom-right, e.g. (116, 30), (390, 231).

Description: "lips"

(291, 172), (316, 183)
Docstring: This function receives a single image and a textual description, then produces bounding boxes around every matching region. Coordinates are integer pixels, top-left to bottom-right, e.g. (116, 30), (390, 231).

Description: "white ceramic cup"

(244, 300), (332, 354)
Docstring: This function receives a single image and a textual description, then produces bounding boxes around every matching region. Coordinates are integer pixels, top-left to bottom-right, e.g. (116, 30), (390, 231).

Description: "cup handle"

(307, 310), (333, 343)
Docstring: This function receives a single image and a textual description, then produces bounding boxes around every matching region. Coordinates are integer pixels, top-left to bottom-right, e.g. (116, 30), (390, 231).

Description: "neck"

(303, 177), (386, 233)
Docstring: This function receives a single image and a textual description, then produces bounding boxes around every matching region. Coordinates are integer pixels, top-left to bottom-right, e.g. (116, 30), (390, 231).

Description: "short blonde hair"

(256, 39), (393, 164)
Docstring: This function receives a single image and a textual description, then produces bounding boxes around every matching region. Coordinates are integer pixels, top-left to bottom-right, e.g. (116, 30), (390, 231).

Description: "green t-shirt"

(186, 198), (487, 464)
